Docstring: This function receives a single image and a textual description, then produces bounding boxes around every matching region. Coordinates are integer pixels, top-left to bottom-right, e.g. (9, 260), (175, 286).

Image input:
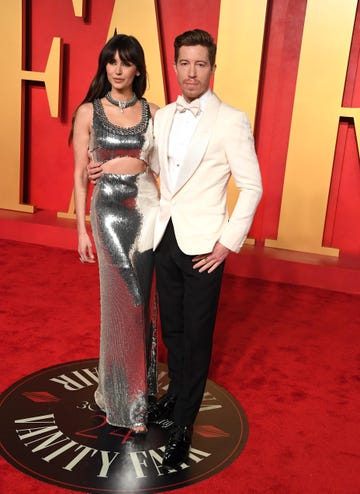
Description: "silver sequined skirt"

(90, 169), (159, 428)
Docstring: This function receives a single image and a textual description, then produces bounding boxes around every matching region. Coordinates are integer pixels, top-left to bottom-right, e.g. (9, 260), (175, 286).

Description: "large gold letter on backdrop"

(215, 0), (267, 127)
(72, 0), (85, 17)
(214, 0), (267, 233)
(265, 0), (358, 256)
(0, 1), (62, 212)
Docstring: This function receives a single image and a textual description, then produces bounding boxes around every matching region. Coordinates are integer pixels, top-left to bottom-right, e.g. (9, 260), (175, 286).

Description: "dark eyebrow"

(178, 58), (208, 64)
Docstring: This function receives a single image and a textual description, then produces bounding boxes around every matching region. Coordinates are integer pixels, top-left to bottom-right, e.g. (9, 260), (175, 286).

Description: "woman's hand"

(78, 232), (96, 263)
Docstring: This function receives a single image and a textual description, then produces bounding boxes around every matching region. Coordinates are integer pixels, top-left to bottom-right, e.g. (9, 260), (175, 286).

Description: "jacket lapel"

(173, 93), (221, 194)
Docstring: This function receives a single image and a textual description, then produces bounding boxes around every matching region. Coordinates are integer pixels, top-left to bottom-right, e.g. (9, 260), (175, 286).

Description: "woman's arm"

(73, 103), (96, 263)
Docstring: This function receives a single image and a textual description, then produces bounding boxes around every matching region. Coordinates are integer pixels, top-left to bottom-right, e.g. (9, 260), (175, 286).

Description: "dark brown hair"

(174, 29), (217, 66)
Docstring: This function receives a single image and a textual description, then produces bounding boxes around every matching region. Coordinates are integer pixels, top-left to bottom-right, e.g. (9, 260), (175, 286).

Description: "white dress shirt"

(168, 90), (211, 192)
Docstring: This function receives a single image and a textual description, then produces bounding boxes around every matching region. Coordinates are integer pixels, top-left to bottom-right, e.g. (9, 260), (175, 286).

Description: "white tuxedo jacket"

(152, 92), (262, 255)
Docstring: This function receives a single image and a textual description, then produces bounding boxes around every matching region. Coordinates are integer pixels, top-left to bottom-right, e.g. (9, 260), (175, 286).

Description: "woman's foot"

(132, 425), (148, 435)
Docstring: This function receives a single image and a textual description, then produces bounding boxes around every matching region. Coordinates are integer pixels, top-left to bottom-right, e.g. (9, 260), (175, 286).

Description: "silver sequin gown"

(90, 98), (159, 428)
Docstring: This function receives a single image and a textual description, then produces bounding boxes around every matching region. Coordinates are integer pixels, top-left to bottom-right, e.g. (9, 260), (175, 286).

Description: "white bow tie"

(176, 95), (201, 116)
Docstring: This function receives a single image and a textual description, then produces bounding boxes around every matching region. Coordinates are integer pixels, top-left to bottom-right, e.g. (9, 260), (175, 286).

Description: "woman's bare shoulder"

(148, 101), (161, 119)
(77, 101), (93, 116)
(74, 102), (93, 126)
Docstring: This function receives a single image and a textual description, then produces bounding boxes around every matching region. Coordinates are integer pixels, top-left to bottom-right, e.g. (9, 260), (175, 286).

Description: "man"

(149, 29), (262, 470)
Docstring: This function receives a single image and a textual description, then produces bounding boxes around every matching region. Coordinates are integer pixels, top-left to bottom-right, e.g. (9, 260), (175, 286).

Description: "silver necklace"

(105, 92), (138, 112)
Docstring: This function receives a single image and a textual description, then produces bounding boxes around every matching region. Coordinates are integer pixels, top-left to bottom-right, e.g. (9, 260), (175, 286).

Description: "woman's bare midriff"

(101, 157), (147, 175)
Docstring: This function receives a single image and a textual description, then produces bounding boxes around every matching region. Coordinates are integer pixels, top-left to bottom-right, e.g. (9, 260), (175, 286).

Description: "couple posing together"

(72, 28), (262, 470)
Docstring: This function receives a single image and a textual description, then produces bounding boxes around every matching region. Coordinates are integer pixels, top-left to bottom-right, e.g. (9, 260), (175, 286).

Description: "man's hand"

(87, 153), (103, 184)
(192, 242), (230, 273)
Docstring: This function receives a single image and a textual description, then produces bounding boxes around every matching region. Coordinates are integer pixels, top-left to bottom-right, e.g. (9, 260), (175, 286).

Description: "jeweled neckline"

(95, 97), (149, 133)
(105, 92), (138, 112)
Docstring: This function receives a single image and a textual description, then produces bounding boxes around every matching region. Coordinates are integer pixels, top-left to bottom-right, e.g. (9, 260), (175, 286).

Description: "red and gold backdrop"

(1, 0), (360, 259)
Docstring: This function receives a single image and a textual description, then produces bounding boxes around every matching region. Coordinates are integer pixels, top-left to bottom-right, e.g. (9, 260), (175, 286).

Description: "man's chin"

(182, 90), (203, 101)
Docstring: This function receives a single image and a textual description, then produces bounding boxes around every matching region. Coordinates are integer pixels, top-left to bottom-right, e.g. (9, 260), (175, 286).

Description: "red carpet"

(0, 239), (359, 493)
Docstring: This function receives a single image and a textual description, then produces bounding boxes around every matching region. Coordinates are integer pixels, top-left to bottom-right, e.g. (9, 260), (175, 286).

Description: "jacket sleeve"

(219, 108), (263, 252)
(149, 111), (161, 178)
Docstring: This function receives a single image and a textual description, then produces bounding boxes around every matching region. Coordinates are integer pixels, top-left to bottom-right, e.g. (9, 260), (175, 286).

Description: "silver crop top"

(89, 98), (153, 165)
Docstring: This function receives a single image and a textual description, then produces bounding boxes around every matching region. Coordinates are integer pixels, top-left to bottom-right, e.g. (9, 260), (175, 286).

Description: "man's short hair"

(174, 29), (217, 66)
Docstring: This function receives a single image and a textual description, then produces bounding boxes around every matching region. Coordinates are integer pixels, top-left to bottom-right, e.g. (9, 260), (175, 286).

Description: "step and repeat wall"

(1, 0), (359, 256)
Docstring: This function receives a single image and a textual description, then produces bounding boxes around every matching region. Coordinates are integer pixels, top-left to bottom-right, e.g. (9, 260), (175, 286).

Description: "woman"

(71, 34), (159, 434)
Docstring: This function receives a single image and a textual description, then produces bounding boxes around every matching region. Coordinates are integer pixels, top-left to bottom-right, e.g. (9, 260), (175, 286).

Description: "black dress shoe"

(148, 394), (177, 423)
(162, 425), (193, 470)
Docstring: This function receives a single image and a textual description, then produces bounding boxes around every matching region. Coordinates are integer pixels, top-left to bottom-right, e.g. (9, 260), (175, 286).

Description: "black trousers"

(155, 220), (224, 425)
